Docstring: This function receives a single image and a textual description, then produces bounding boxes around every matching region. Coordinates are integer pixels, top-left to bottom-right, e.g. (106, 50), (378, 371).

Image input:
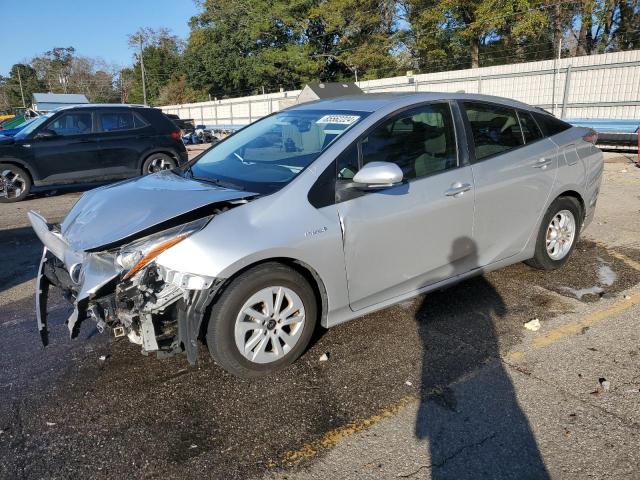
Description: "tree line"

(1, 0), (638, 111)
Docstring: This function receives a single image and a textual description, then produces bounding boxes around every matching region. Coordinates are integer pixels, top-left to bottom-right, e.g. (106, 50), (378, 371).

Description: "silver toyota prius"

(29, 93), (603, 378)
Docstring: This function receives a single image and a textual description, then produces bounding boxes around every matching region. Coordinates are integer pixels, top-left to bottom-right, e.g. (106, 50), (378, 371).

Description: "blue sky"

(1, 0), (200, 76)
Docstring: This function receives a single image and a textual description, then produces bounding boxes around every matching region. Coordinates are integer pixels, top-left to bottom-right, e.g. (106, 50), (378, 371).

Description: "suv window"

(517, 111), (543, 143)
(532, 112), (572, 137)
(99, 112), (134, 131)
(355, 103), (457, 180)
(46, 112), (93, 136)
(463, 102), (524, 160)
(99, 111), (148, 132)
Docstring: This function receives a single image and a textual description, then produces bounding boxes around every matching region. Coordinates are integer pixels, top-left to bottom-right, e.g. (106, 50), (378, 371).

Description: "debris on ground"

(599, 377), (610, 391)
(405, 380), (413, 387)
(45, 422), (56, 427)
(98, 355), (107, 361)
(624, 295), (631, 300)
(319, 353), (330, 362)
(523, 318), (541, 331)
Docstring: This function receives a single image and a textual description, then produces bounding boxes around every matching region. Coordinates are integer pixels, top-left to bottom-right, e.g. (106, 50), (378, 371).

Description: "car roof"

(53, 103), (148, 112)
(288, 92), (538, 113)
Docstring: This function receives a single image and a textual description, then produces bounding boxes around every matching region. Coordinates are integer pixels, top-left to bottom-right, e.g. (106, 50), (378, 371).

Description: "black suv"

(0, 104), (188, 202)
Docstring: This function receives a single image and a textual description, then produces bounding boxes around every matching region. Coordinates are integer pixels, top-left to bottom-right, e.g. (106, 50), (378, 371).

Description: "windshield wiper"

(192, 175), (245, 191)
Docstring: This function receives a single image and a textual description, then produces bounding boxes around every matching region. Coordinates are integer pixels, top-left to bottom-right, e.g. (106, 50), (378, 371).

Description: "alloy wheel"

(234, 286), (306, 364)
(546, 209), (576, 260)
(0, 168), (27, 199)
(146, 157), (174, 173)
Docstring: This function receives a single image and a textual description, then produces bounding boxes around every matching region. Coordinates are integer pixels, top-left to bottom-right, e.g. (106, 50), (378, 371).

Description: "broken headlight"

(115, 217), (211, 280)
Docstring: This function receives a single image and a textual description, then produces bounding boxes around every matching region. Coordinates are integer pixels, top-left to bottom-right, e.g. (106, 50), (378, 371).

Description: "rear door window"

(46, 112), (93, 136)
(517, 111), (544, 143)
(462, 102), (524, 161)
(99, 112), (135, 132)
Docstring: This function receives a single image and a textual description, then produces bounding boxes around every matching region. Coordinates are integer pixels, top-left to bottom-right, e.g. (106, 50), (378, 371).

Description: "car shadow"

(413, 237), (550, 479)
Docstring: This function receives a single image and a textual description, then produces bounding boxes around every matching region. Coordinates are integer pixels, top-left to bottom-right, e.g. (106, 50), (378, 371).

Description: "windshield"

(187, 109), (367, 194)
(15, 114), (52, 139)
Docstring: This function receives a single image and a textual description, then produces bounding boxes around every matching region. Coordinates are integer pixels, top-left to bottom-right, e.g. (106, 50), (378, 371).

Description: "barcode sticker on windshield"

(316, 115), (360, 125)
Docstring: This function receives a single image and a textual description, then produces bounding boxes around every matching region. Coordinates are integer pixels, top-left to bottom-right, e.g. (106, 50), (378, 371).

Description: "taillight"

(583, 129), (598, 145)
(169, 130), (182, 141)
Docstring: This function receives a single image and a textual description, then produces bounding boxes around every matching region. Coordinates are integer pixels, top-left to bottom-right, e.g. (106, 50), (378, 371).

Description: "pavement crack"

(502, 358), (640, 432)
(397, 432), (497, 478)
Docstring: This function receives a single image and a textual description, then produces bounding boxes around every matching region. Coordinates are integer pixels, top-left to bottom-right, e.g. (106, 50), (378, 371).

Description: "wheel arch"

(198, 256), (329, 342)
(556, 189), (585, 220)
(0, 158), (37, 184)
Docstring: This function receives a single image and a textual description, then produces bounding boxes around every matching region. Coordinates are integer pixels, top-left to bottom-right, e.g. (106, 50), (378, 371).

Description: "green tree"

(183, 0), (321, 97)
(128, 28), (184, 105)
(1, 64), (43, 108)
(305, 0), (402, 80)
(157, 75), (200, 105)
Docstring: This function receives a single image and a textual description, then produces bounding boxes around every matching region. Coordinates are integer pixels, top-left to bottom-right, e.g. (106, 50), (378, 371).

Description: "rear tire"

(142, 153), (177, 174)
(206, 263), (317, 378)
(0, 164), (31, 203)
(525, 196), (582, 270)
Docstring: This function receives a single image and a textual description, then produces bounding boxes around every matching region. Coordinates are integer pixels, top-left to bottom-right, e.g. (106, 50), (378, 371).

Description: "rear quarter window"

(532, 112), (572, 137)
(140, 108), (175, 132)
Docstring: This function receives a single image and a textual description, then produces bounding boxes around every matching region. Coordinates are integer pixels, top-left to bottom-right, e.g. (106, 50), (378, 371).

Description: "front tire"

(206, 263), (317, 378)
(0, 164), (31, 203)
(525, 196), (582, 270)
(142, 153), (177, 174)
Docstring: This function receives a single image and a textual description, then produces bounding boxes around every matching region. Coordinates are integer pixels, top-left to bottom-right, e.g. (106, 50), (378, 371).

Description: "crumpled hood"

(61, 170), (255, 251)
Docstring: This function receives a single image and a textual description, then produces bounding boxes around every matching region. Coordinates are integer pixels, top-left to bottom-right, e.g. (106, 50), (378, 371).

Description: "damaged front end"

(30, 210), (228, 364)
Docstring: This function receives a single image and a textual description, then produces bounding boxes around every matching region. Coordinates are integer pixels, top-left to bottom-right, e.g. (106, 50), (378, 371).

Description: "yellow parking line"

(280, 395), (416, 466)
(508, 292), (640, 360)
(533, 292), (640, 348)
(606, 249), (640, 272)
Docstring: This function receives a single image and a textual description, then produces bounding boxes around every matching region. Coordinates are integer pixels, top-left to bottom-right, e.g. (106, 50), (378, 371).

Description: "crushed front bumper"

(30, 211), (222, 364)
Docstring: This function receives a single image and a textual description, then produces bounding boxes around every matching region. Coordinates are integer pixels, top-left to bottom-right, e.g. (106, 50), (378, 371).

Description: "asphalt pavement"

(0, 152), (639, 479)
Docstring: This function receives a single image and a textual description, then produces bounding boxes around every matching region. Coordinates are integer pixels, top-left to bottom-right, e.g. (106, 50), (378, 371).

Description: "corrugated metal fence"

(161, 49), (640, 125)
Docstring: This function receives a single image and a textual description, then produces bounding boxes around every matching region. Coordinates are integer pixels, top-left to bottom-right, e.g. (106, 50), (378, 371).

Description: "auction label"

(316, 115), (360, 125)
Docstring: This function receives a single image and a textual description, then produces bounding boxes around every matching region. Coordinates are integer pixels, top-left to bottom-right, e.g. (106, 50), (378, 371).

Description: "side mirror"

(352, 161), (404, 190)
(34, 129), (57, 140)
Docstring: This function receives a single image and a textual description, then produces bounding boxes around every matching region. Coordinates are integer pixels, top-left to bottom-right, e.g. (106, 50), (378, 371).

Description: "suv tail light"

(169, 130), (182, 141)
(583, 129), (598, 145)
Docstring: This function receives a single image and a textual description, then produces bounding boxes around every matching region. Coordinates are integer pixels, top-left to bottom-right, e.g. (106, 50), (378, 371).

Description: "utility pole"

(552, 38), (562, 116)
(138, 37), (147, 106)
(16, 66), (26, 108)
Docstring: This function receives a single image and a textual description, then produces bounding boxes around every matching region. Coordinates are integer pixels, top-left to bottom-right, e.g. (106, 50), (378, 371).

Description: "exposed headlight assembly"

(116, 217), (211, 280)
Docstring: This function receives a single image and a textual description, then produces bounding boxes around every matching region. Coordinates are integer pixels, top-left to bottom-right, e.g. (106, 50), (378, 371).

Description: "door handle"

(533, 158), (552, 169)
(445, 182), (472, 197)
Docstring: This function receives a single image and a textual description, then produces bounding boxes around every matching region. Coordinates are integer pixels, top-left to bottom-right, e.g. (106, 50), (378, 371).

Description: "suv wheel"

(0, 164), (31, 203)
(206, 263), (317, 378)
(525, 196), (582, 270)
(142, 153), (177, 174)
